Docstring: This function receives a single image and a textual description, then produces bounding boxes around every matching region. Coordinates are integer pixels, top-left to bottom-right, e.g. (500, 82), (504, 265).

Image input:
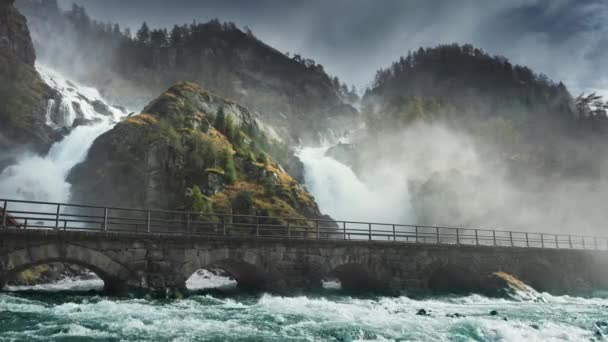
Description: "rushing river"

(1, 288), (608, 341)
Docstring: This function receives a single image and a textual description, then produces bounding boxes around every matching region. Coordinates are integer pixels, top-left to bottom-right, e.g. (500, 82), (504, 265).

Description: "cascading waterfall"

(0, 65), (127, 203)
(298, 145), (414, 224)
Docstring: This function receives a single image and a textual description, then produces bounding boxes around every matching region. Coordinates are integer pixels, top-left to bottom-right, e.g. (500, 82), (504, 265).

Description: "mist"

(301, 120), (608, 236)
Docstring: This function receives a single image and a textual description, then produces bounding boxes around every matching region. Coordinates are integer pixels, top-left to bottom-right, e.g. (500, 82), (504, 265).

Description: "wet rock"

(490, 310), (499, 316)
(205, 171), (226, 195)
(71, 101), (85, 119)
(446, 313), (465, 318)
(416, 309), (429, 316)
(92, 100), (113, 116)
(530, 324), (540, 330)
(72, 117), (102, 128)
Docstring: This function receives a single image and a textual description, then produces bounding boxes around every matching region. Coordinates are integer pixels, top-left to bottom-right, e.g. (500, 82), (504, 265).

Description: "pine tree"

(215, 107), (226, 133)
(135, 22), (150, 45)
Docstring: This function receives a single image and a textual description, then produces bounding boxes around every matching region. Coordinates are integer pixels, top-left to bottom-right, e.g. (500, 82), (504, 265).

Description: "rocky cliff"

(0, 0), (59, 155)
(68, 82), (327, 226)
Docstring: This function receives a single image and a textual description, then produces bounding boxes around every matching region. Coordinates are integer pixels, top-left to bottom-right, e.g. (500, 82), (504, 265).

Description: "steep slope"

(0, 0), (59, 155)
(68, 82), (326, 224)
(17, 1), (359, 143)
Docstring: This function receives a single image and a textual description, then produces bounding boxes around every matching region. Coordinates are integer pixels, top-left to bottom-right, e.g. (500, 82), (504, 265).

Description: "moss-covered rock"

(0, 1), (59, 153)
(68, 82), (326, 227)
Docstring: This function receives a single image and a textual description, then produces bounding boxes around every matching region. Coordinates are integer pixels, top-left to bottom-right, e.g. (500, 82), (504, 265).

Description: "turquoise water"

(1, 289), (607, 341)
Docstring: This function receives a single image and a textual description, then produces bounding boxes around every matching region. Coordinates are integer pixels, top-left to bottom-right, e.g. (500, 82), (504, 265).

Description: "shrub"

(231, 190), (254, 215)
(257, 152), (269, 165)
(191, 185), (212, 215)
(221, 149), (237, 184)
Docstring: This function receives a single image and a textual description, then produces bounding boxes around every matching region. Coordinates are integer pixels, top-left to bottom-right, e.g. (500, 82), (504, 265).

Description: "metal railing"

(0, 198), (607, 251)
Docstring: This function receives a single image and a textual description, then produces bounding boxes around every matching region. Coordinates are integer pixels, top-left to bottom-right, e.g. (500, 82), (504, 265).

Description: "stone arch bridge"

(1, 198), (608, 295)
(2, 230), (608, 295)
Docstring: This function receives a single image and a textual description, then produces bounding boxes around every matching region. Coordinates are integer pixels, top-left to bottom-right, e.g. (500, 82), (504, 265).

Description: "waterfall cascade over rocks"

(0, 65), (127, 203)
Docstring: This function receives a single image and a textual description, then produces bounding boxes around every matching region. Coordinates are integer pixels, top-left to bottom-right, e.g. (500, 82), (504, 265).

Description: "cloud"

(57, 0), (607, 95)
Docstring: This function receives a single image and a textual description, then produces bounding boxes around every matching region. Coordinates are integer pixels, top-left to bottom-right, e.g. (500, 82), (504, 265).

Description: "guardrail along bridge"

(1, 198), (608, 295)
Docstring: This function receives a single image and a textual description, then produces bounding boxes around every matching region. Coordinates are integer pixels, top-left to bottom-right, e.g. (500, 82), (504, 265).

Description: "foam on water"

(4, 275), (104, 292)
(185, 269), (237, 290)
(0, 290), (606, 341)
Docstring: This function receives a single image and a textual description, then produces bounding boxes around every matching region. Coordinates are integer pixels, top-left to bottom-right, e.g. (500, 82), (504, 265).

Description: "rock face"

(0, 0), (34, 65)
(69, 82), (325, 224)
(0, 0), (59, 154)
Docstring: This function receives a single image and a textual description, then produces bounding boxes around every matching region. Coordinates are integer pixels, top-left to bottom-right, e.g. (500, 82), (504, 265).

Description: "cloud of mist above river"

(319, 121), (608, 236)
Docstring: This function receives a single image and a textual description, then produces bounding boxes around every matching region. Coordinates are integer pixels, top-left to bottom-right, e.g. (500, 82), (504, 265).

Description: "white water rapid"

(0, 65), (126, 203)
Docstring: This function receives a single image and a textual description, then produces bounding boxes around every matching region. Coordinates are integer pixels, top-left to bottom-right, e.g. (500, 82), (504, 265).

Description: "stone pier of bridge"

(2, 229), (608, 295)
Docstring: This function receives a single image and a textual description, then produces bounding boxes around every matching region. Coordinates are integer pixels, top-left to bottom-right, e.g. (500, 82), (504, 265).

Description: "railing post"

(582, 237), (586, 249)
(1, 200), (7, 229)
(554, 234), (558, 249)
(222, 217), (226, 236)
(416, 226), (420, 243)
(23, 219), (28, 229)
(475, 229), (479, 245)
(493, 230), (496, 246)
(343, 221), (346, 240)
(594, 236), (598, 250)
(455, 228), (459, 244)
(103, 207), (108, 232)
(435, 227), (439, 244)
(55, 204), (61, 230)
(525, 232), (529, 247)
(316, 220), (320, 239)
(146, 211), (151, 233)
(393, 224), (397, 242)
(256, 217), (260, 237)
(568, 235), (573, 249)
(368, 223), (372, 241)
(509, 231), (513, 247)
(540, 234), (544, 248)
(185, 213), (191, 234)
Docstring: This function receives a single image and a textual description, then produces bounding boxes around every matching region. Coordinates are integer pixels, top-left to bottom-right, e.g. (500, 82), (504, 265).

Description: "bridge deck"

(1, 198), (607, 251)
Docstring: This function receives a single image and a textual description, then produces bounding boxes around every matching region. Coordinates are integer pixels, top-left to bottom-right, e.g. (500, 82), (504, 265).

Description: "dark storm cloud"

(58, 0), (607, 95)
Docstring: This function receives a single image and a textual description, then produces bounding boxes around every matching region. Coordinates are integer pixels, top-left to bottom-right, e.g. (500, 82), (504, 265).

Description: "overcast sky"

(57, 0), (607, 96)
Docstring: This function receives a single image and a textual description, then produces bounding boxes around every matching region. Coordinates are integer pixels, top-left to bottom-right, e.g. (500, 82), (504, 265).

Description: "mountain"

(361, 43), (608, 178)
(68, 82), (327, 225)
(17, 0), (359, 144)
(0, 0), (60, 157)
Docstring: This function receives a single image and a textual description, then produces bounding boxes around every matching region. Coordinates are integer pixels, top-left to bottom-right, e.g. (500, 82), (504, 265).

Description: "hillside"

(361, 44), (608, 178)
(17, 0), (359, 143)
(0, 0), (59, 157)
(68, 82), (327, 226)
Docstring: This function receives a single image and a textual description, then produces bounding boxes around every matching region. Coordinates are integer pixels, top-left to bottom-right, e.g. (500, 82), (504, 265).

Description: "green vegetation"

(231, 190), (254, 215)
(191, 185), (212, 215)
(0, 50), (47, 145)
(69, 81), (323, 234)
(221, 148), (237, 184)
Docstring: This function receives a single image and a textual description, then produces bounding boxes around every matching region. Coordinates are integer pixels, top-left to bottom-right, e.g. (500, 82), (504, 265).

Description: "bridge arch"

(325, 263), (384, 292)
(426, 263), (483, 294)
(516, 262), (563, 293)
(0, 243), (132, 293)
(181, 248), (277, 291)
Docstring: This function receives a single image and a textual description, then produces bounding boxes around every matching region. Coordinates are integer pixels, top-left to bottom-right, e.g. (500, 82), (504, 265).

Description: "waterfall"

(298, 146), (414, 224)
(0, 65), (127, 203)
